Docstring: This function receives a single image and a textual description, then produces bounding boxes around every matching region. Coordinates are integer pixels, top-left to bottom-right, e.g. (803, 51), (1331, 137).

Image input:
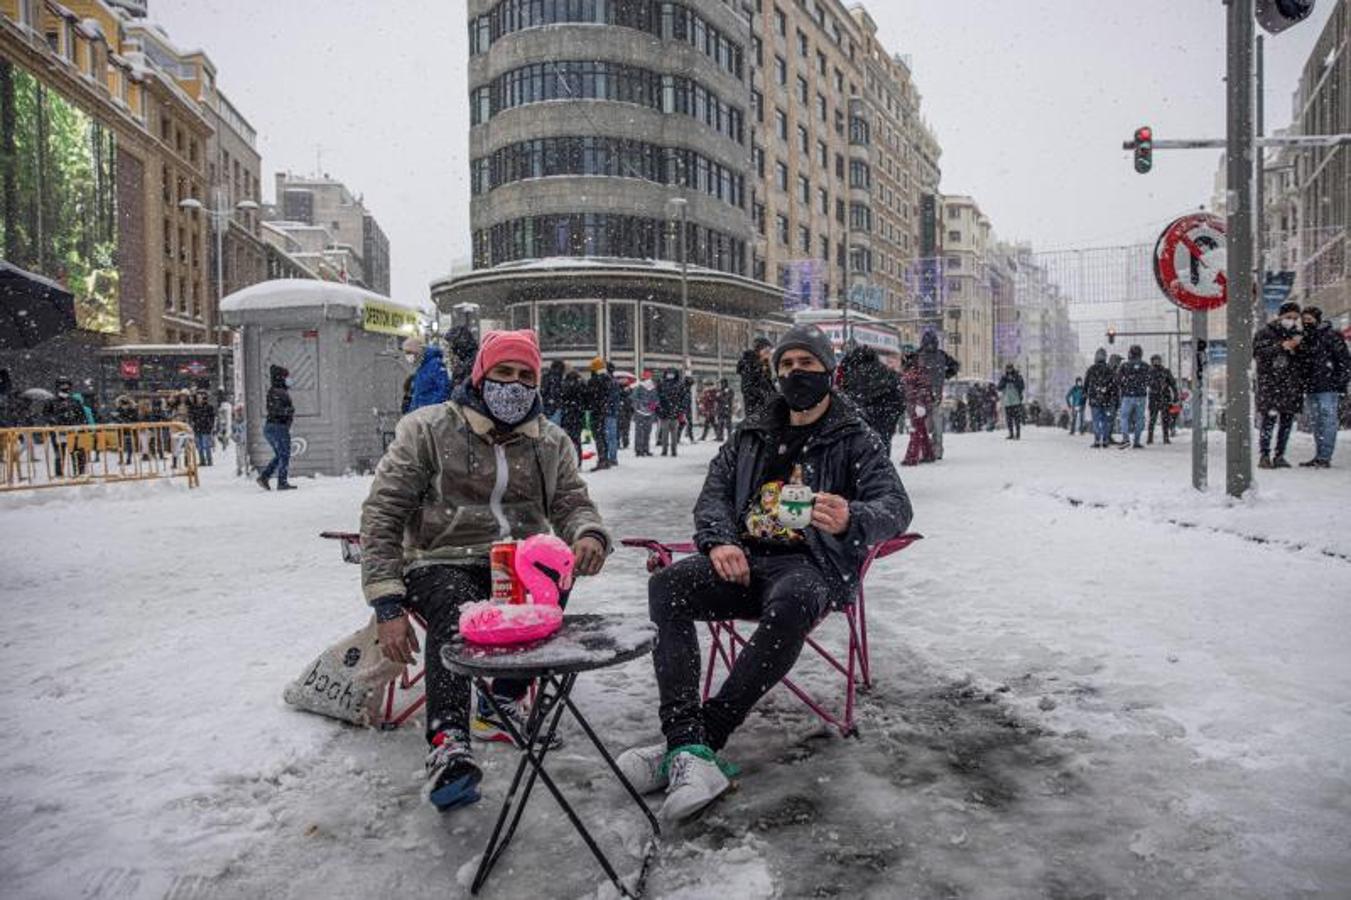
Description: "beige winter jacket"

(360, 400), (610, 603)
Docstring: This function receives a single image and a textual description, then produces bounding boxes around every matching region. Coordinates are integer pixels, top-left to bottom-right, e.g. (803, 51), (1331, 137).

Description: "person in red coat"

(899, 354), (935, 466)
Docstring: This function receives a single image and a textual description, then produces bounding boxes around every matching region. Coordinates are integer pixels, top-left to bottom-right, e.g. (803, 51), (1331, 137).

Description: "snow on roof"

(220, 279), (431, 317)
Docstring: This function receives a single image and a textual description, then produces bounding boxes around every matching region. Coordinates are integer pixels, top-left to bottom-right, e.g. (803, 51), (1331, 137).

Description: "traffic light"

(1133, 126), (1153, 174)
(1256, 0), (1315, 34)
(1107, 326), (1117, 345)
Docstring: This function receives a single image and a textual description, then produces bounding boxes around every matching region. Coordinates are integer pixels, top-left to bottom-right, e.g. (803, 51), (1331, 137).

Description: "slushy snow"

(1, 425), (1348, 898)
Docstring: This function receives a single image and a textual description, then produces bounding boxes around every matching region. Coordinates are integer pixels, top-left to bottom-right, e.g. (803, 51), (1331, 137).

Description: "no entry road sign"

(1153, 213), (1228, 312)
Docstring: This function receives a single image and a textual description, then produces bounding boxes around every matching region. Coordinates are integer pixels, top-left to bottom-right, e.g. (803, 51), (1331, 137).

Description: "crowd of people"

(0, 367), (235, 480)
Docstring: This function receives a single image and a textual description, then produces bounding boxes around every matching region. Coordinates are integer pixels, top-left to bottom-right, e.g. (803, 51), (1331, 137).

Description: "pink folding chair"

(321, 531), (427, 730)
(620, 533), (922, 738)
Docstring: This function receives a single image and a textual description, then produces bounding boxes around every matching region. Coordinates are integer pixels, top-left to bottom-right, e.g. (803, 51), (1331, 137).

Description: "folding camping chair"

(621, 533), (922, 737)
(320, 531), (427, 729)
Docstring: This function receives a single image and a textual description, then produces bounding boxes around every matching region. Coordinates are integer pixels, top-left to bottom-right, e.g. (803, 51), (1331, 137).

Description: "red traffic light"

(1135, 126), (1153, 143)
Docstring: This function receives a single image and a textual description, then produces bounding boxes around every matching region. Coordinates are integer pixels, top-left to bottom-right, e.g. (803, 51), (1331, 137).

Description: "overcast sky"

(154, 0), (1335, 302)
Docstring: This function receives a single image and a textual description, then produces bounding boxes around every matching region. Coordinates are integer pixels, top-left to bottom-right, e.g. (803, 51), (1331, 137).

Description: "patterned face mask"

(481, 378), (537, 425)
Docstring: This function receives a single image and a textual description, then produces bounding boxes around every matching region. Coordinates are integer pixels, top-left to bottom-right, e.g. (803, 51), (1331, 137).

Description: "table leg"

(470, 676), (568, 894)
(562, 692), (661, 836)
(469, 674), (644, 898)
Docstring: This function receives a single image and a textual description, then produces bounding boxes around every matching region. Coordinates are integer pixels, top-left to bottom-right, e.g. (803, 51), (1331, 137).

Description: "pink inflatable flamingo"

(459, 535), (574, 646)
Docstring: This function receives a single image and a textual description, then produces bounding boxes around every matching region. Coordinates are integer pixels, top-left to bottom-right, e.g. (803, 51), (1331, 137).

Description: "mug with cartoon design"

(775, 465), (815, 530)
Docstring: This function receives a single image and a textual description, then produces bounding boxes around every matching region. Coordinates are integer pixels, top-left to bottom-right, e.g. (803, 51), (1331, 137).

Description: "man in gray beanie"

(617, 323), (912, 823)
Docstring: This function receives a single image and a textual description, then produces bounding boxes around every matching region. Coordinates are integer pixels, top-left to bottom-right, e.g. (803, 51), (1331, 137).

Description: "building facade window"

(776, 213), (789, 244)
(774, 54), (786, 85)
(775, 160), (789, 190)
(468, 1), (744, 80)
(473, 213), (746, 274)
(774, 107), (788, 140)
(470, 136), (746, 209)
(470, 61), (744, 144)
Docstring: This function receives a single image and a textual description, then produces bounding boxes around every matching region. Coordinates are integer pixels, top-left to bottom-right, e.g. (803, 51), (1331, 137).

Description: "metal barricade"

(0, 423), (199, 491)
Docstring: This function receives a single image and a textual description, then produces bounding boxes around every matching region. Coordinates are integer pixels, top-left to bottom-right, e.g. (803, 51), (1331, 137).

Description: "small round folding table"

(441, 614), (661, 897)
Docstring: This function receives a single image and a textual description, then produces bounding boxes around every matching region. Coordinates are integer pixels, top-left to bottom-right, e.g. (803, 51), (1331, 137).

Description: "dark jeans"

(593, 415), (610, 465)
(1259, 409), (1295, 458)
(1005, 404), (1023, 438)
(1147, 405), (1174, 443)
(404, 565), (530, 744)
(649, 552), (832, 752)
(260, 422), (291, 483)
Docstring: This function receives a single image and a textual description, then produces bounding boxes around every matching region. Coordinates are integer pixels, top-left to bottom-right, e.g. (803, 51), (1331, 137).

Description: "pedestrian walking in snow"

(900, 353), (936, 465)
(1254, 302), (1306, 469)
(997, 364), (1025, 440)
(715, 378), (735, 441)
(360, 328), (610, 813)
(541, 359), (565, 426)
(1146, 356), (1179, 445)
(586, 358), (619, 470)
(616, 324), (912, 823)
(257, 364), (296, 490)
(1066, 378), (1086, 435)
(559, 369), (587, 463)
(187, 390), (217, 466)
(632, 371), (659, 456)
(1084, 348), (1117, 448)
(445, 324), (479, 390)
(838, 344), (905, 457)
(656, 368), (683, 456)
(403, 336), (451, 413)
(1116, 346), (1151, 449)
(737, 337), (775, 420)
(618, 378), (634, 450)
(1297, 306), (1350, 468)
(43, 376), (87, 477)
(916, 331), (959, 458)
(697, 380), (719, 441)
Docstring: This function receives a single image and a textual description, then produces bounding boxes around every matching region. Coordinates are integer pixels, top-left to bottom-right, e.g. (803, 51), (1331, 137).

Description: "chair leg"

(856, 591), (871, 689)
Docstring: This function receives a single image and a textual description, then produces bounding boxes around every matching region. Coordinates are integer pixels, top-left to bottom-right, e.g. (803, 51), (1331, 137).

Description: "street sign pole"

(1193, 311), (1208, 491)
(1226, 0), (1256, 498)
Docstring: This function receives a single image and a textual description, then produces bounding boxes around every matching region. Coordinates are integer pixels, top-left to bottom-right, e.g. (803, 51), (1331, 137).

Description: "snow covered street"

(2, 426), (1349, 899)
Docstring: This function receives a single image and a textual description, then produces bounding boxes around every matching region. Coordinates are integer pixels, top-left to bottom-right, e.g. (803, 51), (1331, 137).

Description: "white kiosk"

(221, 280), (431, 477)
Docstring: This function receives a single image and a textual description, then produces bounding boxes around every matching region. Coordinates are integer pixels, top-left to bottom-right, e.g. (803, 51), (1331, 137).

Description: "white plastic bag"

(283, 616), (407, 726)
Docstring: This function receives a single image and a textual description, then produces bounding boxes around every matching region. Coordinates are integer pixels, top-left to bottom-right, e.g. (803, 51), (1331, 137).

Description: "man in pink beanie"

(360, 327), (610, 813)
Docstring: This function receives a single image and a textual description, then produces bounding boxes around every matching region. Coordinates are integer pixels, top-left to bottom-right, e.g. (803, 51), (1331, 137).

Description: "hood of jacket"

(269, 364), (289, 388)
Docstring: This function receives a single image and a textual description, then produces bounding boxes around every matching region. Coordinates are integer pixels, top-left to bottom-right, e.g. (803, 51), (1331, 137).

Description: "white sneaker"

(659, 749), (730, 823)
(616, 742), (669, 795)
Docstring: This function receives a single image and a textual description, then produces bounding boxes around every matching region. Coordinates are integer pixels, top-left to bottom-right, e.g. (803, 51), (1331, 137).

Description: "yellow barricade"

(0, 422), (200, 492)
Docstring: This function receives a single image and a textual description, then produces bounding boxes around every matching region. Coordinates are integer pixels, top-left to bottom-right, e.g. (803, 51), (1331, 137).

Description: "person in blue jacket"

(403, 336), (451, 413)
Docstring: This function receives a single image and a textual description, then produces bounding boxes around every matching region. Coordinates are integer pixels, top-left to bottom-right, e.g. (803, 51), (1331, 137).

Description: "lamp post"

(179, 194), (258, 397)
(667, 197), (690, 373)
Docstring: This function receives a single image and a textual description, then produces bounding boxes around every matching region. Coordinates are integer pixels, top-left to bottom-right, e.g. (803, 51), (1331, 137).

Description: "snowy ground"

(1, 425), (1348, 899)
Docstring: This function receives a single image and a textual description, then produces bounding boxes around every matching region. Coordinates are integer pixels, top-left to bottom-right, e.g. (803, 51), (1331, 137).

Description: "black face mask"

(777, 370), (832, 411)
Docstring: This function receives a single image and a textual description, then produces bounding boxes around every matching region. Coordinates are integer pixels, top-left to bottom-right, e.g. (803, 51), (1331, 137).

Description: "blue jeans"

(261, 422), (291, 483)
(604, 415), (619, 463)
(1119, 396), (1146, 445)
(194, 431), (213, 466)
(1307, 392), (1340, 462)
(1090, 405), (1111, 444)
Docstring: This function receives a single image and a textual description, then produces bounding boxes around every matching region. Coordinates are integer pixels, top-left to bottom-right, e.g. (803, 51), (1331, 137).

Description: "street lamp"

(666, 196), (690, 373)
(180, 194), (259, 396)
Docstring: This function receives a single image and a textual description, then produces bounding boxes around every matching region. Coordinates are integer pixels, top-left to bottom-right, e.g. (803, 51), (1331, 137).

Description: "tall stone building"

(748, 0), (940, 320)
(272, 172), (391, 295)
(1292, 0), (1348, 322)
(939, 194), (995, 381)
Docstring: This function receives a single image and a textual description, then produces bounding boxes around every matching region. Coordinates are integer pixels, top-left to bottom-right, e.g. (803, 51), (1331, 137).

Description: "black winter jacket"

(265, 365), (295, 426)
(736, 350), (775, 418)
(839, 346), (905, 440)
(1253, 322), (1305, 415)
(656, 372), (684, 419)
(1117, 359), (1151, 398)
(692, 394), (913, 606)
(1148, 365), (1178, 407)
(187, 399), (217, 434)
(1084, 361), (1117, 408)
(540, 366), (564, 416)
(559, 375), (587, 435)
(1300, 321), (1350, 395)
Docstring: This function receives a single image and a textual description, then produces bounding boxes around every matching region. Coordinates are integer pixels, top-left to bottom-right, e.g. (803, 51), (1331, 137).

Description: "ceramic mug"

(776, 482), (816, 529)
